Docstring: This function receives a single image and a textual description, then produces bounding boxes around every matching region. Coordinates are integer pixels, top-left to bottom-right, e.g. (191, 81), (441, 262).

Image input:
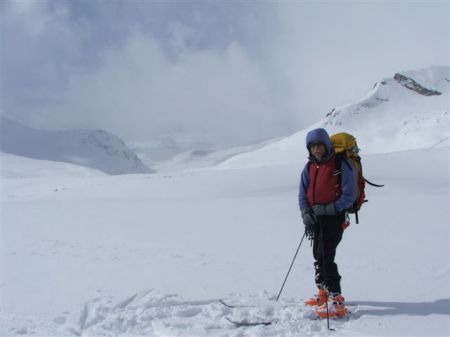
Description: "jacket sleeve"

(335, 159), (357, 212)
(298, 163), (310, 211)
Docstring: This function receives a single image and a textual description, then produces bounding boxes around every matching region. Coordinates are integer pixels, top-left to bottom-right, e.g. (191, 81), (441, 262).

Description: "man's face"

(310, 142), (326, 161)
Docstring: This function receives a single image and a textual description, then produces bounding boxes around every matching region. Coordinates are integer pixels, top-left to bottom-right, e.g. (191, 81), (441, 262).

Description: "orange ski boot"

(304, 288), (327, 307)
(315, 293), (347, 318)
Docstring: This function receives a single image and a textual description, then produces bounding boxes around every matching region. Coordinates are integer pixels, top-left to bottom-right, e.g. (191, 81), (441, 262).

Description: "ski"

(226, 317), (272, 327)
(219, 299), (253, 308)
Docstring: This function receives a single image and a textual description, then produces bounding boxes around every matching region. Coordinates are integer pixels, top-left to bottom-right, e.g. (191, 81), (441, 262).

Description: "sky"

(1, 0), (449, 148)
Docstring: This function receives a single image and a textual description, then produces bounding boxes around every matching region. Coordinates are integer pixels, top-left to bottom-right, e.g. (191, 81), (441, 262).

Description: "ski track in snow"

(1, 291), (371, 337)
(2, 289), (449, 336)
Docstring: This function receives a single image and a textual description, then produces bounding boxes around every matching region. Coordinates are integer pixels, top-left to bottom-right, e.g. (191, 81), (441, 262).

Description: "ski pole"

(319, 219), (334, 331)
(276, 232), (306, 301)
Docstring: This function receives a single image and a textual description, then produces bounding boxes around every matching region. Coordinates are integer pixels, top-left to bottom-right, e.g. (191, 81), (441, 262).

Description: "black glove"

(312, 202), (336, 216)
(302, 208), (317, 239)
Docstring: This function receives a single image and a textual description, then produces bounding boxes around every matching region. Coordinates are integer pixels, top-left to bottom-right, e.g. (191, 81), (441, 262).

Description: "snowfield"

(1, 145), (449, 336)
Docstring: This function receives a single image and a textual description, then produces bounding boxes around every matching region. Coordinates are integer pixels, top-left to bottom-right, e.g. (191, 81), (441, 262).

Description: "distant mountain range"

(2, 66), (448, 174)
(217, 66), (449, 169)
(0, 116), (153, 175)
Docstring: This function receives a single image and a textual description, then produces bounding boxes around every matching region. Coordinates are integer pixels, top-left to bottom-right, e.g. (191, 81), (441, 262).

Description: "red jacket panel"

(306, 155), (341, 206)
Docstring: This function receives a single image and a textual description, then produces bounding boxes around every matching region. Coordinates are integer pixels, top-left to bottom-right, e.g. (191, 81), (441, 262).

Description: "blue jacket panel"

(299, 163), (310, 211)
(334, 159), (357, 212)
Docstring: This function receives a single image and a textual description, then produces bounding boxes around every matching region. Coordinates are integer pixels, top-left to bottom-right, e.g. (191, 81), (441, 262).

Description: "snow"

(0, 152), (106, 179)
(1, 145), (449, 336)
(1, 66), (449, 336)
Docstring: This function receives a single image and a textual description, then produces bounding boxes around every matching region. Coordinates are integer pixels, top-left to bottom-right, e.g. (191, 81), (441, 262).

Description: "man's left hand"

(312, 202), (336, 216)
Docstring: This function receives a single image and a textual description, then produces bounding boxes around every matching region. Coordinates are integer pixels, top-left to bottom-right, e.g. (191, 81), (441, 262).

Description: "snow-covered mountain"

(150, 139), (279, 172)
(128, 136), (218, 168)
(0, 115), (153, 175)
(218, 66), (450, 169)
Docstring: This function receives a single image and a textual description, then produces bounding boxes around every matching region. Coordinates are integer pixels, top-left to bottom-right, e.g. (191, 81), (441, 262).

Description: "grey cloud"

(1, 0), (448, 148)
(34, 31), (289, 146)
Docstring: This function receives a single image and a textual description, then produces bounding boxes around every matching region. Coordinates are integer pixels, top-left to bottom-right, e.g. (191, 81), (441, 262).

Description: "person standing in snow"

(298, 128), (357, 318)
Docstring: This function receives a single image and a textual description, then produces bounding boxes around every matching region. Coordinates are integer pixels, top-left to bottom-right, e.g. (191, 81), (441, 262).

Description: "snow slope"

(1, 146), (448, 336)
(218, 66), (450, 169)
(0, 152), (106, 179)
(151, 139), (280, 172)
(0, 115), (153, 175)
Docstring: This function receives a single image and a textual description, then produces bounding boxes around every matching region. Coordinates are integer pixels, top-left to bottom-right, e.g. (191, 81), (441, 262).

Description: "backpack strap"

(334, 155), (352, 187)
(364, 178), (384, 187)
(336, 155), (352, 172)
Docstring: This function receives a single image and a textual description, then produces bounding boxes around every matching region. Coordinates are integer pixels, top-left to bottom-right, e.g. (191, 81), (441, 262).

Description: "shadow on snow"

(347, 299), (450, 317)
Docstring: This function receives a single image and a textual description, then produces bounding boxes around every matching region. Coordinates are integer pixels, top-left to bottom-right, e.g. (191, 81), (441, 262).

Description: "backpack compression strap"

(364, 178), (384, 187)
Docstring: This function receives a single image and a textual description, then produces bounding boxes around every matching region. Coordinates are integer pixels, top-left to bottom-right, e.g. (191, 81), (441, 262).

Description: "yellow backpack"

(331, 132), (360, 160)
(330, 132), (383, 223)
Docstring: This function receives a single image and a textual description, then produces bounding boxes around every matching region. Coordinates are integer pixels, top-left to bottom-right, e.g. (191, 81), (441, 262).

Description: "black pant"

(312, 214), (344, 294)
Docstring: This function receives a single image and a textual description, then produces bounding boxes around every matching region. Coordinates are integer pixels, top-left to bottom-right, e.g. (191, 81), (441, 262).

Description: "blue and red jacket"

(299, 128), (357, 213)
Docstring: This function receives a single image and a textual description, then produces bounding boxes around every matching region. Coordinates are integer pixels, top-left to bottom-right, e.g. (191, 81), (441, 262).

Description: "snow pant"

(312, 213), (345, 294)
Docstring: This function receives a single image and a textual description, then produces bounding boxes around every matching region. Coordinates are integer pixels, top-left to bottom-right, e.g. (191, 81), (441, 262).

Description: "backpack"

(330, 132), (383, 223)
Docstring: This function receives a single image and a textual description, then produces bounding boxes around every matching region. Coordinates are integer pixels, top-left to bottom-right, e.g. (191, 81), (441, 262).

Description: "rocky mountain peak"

(393, 73), (442, 96)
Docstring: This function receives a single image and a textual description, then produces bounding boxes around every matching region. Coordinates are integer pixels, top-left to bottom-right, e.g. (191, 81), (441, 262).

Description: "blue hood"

(305, 128), (333, 156)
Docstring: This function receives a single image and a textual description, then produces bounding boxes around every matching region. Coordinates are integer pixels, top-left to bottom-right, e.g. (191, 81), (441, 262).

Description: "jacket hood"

(305, 128), (333, 159)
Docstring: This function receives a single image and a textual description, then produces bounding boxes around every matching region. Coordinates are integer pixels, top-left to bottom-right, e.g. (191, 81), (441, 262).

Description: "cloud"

(35, 29), (291, 146)
(2, 1), (449, 148)
(1, 1), (298, 147)
(1, 1), (86, 114)
(263, 1), (450, 124)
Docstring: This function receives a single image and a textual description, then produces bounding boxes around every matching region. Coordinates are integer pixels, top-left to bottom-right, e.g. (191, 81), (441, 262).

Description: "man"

(299, 128), (357, 318)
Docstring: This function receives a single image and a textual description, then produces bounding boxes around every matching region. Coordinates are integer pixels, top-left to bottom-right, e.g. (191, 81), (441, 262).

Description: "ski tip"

(226, 317), (272, 327)
(219, 299), (233, 308)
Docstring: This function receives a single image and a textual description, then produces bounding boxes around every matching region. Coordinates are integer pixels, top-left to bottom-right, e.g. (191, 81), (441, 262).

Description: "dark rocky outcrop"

(394, 73), (442, 96)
